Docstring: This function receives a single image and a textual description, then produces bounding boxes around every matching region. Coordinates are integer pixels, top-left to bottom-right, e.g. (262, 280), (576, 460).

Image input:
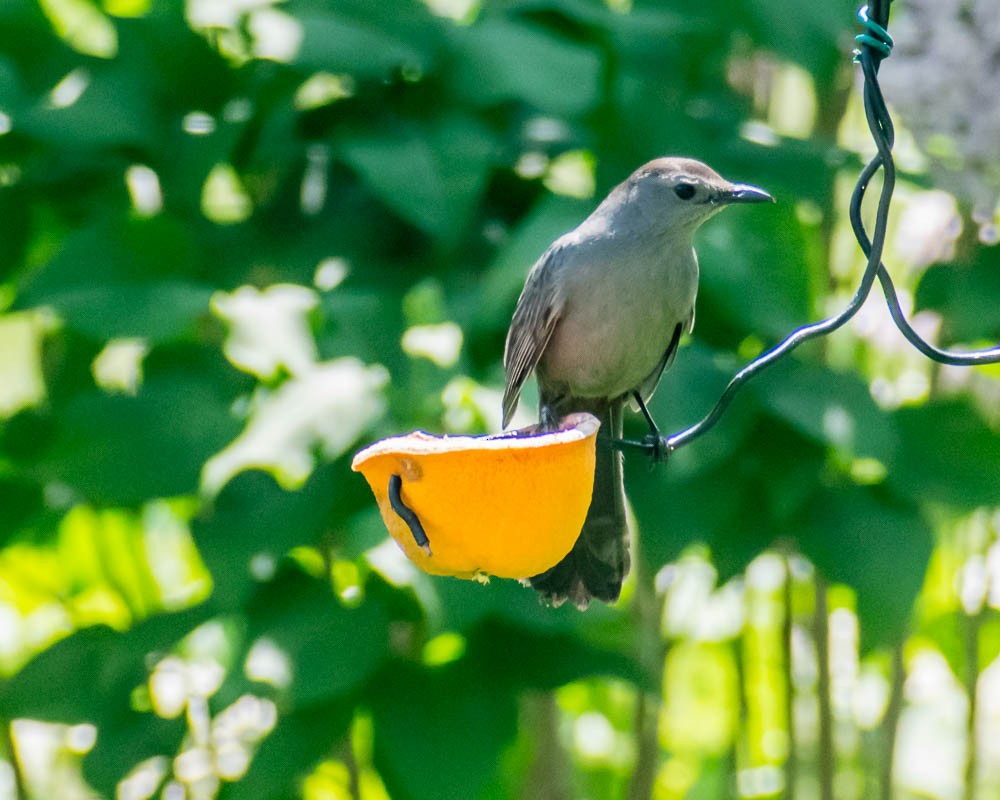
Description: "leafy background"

(1, 0), (999, 799)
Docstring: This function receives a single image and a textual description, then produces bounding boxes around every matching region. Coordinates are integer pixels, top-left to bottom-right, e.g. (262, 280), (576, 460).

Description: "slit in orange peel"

(351, 413), (599, 580)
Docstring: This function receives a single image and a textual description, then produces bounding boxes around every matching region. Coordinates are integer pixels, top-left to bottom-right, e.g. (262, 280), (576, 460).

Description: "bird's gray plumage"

(503, 156), (772, 608)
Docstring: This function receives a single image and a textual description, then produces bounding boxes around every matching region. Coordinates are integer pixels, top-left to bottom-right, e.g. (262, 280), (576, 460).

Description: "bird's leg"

(632, 391), (670, 464)
(539, 400), (562, 432)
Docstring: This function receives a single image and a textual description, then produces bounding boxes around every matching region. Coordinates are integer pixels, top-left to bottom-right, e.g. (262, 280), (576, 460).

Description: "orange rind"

(351, 413), (599, 580)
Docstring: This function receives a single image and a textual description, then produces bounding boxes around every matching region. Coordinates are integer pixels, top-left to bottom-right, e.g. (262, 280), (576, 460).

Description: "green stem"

(783, 555), (797, 800)
(2, 720), (28, 800)
(815, 575), (834, 800)
(734, 628), (749, 799)
(341, 730), (361, 800)
(628, 688), (660, 800)
(522, 693), (572, 800)
(627, 530), (666, 800)
(880, 640), (904, 800)
(963, 600), (983, 800)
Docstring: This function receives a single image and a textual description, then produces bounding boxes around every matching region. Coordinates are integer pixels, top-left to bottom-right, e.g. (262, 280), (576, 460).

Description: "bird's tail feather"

(529, 401), (630, 608)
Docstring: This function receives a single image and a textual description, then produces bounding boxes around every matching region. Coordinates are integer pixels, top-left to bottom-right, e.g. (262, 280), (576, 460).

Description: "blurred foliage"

(1, 1), (999, 799)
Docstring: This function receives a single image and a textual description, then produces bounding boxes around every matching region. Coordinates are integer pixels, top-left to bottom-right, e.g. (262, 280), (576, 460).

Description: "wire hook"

(387, 474), (432, 556)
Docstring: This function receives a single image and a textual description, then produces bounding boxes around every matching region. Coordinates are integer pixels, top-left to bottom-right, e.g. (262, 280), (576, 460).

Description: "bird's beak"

(724, 183), (774, 204)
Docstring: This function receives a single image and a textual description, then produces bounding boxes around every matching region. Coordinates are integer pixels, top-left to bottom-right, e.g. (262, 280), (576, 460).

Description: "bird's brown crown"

(632, 157), (725, 185)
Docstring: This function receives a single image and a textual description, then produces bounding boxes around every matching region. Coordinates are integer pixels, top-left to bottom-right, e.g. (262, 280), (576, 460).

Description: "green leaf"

(192, 468), (338, 608)
(464, 618), (643, 691)
(889, 400), (1000, 509)
(915, 246), (1000, 343)
(84, 708), (185, 798)
(638, 343), (759, 480)
(445, 16), (601, 117)
(0, 185), (31, 281)
(338, 114), (499, 243)
(115, 10), (235, 115)
(1, 606), (211, 721)
(243, 568), (392, 706)
(735, 0), (853, 83)
(14, 344), (245, 508)
(0, 476), (44, 546)
(36, 281), (215, 344)
(799, 484), (933, 650)
(1, 626), (141, 723)
(0, 0), (77, 89)
(31, 368), (240, 506)
(222, 698), (354, 800)
(697, 201), (813, 339)
(369, 659), (519, 800)
(754, 358), (896, 462)
(318, 288), (406, 368)
(17, 63), (157, 150)
(295, 10), (434, 77)
(628, 418), (825, 581)
(15, 216), (201, 305)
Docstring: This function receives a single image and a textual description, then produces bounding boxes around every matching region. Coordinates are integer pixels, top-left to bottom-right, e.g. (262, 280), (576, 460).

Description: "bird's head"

(619, 156), (773, 233)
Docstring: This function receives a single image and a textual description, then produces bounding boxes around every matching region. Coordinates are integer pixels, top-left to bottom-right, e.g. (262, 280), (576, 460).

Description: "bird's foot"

(641, 433), (672, 467)
(630, 391), (671, 466)
(608, 433), (673, 465)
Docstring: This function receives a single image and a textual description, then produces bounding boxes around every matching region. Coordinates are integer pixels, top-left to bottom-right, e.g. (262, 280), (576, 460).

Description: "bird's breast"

(539, 242), (698, 399)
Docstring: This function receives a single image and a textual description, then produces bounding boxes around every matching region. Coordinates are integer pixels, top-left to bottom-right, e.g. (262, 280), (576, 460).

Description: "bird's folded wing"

(502, 248), (565, 427)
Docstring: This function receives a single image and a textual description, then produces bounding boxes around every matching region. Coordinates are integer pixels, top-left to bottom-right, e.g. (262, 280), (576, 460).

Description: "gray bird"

(502, 156), (772, 608)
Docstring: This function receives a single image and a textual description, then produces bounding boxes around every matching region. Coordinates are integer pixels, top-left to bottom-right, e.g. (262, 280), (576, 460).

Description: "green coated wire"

(854, 5), (893, 60)
(615, 4), (894, 456)
(850, 1), (1000, 366)
(616, 0), (999, 460)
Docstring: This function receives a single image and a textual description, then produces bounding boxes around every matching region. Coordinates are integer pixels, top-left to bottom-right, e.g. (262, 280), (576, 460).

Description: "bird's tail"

(529, 400), (630, 608)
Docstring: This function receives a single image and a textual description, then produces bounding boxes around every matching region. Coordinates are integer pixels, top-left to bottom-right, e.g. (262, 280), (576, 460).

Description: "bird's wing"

(502, 247), (565, 428)
(636, 305), (695, 403)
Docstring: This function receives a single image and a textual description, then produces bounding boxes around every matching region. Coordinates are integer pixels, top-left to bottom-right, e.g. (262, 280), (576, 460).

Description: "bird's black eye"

(674, 182), (696, 200)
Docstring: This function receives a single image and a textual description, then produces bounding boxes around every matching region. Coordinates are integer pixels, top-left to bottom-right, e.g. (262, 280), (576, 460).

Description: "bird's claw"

(641, 433), (671, 466)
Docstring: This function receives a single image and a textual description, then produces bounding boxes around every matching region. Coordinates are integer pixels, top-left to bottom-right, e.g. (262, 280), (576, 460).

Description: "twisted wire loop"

(851, 2), (1000, 367)
(616, 0), (1000, 458)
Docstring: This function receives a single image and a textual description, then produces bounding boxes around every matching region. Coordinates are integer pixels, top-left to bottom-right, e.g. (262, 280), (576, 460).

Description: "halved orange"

(351, 413), (599, 580)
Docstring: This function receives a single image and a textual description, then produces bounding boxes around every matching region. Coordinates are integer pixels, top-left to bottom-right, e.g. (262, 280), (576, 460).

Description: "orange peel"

(351, 413), (599, 580)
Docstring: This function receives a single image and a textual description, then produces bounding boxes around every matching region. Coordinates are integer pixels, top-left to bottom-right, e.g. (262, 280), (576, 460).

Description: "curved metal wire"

(616, 0), (1000, 459)
(850, 0), (1000, 367)
(874, 266), (1000, 365)
(617, 2), (894, 455)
